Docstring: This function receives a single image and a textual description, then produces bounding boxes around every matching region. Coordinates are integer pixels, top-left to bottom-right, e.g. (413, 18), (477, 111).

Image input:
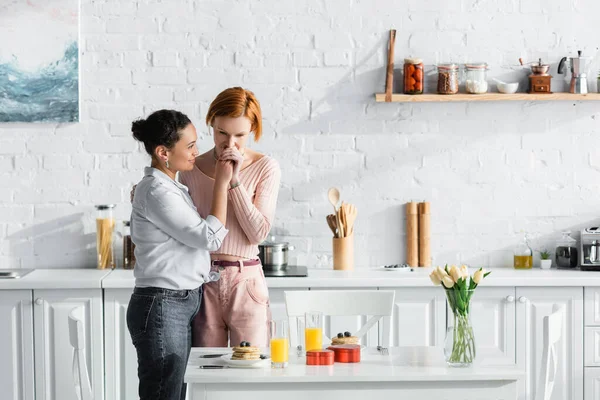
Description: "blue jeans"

(127, 286), (202, 400)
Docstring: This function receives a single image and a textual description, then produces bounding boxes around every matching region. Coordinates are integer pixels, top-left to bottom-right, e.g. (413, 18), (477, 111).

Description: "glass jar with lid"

(514, 233), (532, 269)
(465, 62), (489, 94)
(403, 57), (424, 94)
(437, 63), (459, 94)
(122, 221), (136, 270)
(95, 204), (116, 269)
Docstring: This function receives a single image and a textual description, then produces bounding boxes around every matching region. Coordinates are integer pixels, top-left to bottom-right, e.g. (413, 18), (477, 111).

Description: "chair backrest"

(535, 304), (564, 400)
(284, 290), (395, 348)
(68, 306), (93, 400)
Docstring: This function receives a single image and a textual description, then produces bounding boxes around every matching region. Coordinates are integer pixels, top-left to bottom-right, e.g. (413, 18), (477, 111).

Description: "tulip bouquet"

(429, 265), (491, 366)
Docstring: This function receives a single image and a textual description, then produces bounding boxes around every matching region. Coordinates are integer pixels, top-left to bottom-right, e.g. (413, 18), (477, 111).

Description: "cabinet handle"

(518, 296), (528, 303)
(35, 298), (43, 305)
(505, 295), (515, 302)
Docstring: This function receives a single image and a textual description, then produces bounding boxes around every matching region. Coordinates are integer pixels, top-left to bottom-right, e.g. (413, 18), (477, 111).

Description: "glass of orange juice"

(304, 311), (323, 352)
(270, 320), (289, 368)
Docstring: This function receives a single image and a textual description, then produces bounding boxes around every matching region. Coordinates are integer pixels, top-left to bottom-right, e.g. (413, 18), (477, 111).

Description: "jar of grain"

(95, 204), (116, 269)
(403, 57), (424, 94)
(437, 63), (459, 94)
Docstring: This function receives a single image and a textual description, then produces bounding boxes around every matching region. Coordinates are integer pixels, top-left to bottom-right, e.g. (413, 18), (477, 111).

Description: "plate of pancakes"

(221, 341), (270, 367)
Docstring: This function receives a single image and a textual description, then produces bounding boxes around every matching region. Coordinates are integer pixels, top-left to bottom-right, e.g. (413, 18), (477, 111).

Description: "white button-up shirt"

(131, 167), (228, 290)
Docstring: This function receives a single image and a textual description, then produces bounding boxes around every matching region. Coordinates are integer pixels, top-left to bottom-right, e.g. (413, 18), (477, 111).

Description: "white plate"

(220, 353), (270, 368)
(376, 265), (413, 272)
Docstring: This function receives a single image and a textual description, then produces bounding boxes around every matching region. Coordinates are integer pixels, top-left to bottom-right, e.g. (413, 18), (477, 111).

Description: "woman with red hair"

(180, 87), (281, 348)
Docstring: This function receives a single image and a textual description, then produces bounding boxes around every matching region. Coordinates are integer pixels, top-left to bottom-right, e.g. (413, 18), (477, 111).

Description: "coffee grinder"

(520, 58), (552, 93)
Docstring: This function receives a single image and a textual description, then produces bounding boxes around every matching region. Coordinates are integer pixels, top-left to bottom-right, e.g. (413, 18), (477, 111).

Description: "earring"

(165, 159), (170, 169)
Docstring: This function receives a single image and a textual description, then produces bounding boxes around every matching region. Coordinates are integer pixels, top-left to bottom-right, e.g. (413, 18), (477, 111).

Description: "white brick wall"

(1, 0), (600, 270)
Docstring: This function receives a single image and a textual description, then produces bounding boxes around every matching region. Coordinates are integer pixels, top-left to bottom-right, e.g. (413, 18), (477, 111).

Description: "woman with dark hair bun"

(127, 109), (232, 400)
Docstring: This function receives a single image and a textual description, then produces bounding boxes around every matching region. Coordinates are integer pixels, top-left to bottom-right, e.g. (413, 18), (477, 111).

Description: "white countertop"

(185, 347), (523, 384)
(3, 267), (600, 290)
(0, 268), (111, 290)
(102, 267), (600, 289)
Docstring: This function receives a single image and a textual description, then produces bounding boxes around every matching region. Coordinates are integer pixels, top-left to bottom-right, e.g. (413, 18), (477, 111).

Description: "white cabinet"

(385, 287), (445, 347)
(104, 288), (137, 400)
(0, 289), (102, 400)
(585, 287), (600, 326)
(516, 287), (583, 400)
(469, 287), (516, 366)
(585, 327), (600, 367)
(585, 368), (600, 400)
(0, 290), (34, 400)
(33, 289), (104, 400)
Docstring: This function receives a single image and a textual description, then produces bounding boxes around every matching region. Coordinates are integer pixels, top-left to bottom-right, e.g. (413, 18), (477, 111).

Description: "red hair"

(206, 87), (263, 141)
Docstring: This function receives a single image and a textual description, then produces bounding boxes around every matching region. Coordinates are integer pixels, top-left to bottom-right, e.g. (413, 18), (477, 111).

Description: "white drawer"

(585, 287), (600, 326)
(585, 368), (600, 400)
(585, 327), (600, 366)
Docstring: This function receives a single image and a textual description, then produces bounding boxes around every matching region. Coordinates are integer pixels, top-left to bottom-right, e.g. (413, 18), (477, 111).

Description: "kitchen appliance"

(558, 50), (591, 94)
(555, 231), (578, 269)
(0, 269), (34, 279)
(258, 236), (294, 271)
(262, 265), (308, 278)
(581, 227), (600, 271)
(521, 58), (552, 93)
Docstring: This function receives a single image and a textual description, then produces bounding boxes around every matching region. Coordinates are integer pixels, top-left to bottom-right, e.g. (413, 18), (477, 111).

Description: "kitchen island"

(185, 347), (523, 400)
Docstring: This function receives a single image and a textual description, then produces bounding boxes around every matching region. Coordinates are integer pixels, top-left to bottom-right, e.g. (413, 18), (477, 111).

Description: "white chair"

(284, 290), (395, 348)
(69, 306), (93, 400)
(535, 304), (564, 400)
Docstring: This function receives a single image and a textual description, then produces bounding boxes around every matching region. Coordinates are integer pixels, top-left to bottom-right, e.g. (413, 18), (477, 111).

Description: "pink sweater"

(179, 156), (281, 259)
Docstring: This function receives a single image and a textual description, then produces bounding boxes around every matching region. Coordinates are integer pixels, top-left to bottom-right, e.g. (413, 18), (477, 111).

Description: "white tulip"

(473, 269), (485, 284)
(460, 265), (469, 279)
(435, 266), (448, 280)
(429, 270), (442, 286)
(442, 275), (455, 288)
(449, 265), (460, 282)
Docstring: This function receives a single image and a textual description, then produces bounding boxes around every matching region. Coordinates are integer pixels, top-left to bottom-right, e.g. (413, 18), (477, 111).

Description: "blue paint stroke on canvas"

(0, 42), (79, 123)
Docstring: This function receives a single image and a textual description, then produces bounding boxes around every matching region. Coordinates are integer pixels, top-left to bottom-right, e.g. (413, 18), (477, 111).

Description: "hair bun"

(131, 119), (146, 142)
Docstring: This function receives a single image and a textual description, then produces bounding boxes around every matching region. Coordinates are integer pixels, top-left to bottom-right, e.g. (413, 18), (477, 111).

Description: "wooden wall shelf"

(374, 93), (600, 103)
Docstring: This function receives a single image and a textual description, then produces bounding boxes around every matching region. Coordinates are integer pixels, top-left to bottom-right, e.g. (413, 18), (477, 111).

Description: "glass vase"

(444, 289), (476, 367)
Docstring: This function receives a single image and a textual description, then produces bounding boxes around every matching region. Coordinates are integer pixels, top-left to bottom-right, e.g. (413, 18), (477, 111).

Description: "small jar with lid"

(465, 62), (489, 94)
(403, 57), (424, 94)
(122, 221), (136, 270)
(437, 63), (459, 94)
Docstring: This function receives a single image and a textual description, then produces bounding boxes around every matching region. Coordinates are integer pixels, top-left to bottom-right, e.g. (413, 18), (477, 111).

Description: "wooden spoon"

(326, 214), (337, 237)
(328, 188), (343, 237)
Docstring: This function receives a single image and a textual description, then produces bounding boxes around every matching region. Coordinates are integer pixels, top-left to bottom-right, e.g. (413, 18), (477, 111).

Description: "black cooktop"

(263, 265), (308, 277)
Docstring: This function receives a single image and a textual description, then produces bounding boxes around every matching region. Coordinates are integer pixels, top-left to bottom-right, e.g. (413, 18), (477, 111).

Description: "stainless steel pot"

(258, 236), (294, 270)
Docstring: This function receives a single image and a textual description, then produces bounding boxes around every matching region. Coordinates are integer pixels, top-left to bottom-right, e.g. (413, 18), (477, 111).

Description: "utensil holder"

(333, 234), (354, 270)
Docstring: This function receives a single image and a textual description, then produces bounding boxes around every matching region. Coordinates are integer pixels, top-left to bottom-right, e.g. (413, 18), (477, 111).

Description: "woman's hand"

(214, 160), (234, 188)
(219, 146), (244, 184)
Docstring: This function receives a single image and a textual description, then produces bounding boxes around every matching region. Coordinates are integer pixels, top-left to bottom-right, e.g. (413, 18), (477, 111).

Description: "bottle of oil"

(514, 233), (533, 269)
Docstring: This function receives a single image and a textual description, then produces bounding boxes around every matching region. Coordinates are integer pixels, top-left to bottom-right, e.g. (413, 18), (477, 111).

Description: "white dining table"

(185, 346), (524, 400)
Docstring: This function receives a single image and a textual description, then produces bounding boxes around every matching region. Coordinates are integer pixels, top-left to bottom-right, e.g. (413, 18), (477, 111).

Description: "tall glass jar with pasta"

(95, 204), (116, 269)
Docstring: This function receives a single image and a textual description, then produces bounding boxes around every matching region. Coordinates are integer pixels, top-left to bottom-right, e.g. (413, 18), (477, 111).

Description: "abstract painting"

(0, 0), (79, 123)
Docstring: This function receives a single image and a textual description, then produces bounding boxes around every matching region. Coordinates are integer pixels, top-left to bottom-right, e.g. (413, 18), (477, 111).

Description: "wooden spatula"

(345, 203), (357, 235)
